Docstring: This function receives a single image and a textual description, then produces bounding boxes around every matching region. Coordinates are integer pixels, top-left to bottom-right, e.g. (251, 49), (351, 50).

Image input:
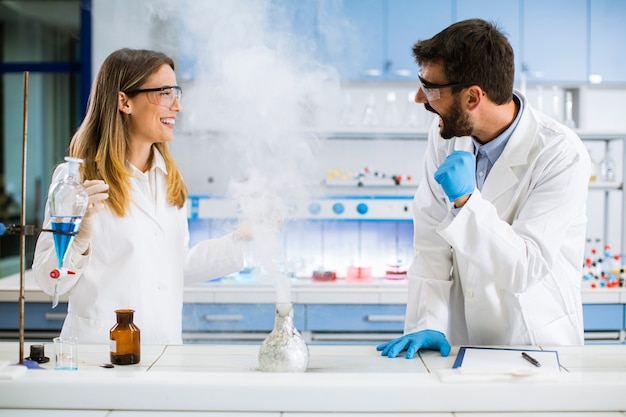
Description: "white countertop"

(1, 342), (626, 414)
(1, 269), (625, 305)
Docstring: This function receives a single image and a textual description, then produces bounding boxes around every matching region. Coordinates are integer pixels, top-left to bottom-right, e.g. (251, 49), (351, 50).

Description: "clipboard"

(452, 346), (561, 374)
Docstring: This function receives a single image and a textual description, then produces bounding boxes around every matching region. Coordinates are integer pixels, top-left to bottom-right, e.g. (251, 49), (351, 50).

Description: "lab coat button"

(466, 289), (474, 298)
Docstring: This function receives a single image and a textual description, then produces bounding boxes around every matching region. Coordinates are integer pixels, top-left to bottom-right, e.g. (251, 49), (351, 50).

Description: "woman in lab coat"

(378, 19), (590, 359)
(32, 48), (247, 345)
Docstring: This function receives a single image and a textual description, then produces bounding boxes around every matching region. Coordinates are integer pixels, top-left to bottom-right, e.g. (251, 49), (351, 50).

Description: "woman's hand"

(72, 180), (109, 255)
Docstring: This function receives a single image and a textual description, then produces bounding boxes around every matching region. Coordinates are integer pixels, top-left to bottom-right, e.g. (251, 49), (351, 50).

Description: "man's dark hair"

(412, 18), (514, 105)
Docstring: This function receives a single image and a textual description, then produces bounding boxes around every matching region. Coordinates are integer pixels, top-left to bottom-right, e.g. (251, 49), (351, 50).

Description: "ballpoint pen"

(521, 351), (541, 367)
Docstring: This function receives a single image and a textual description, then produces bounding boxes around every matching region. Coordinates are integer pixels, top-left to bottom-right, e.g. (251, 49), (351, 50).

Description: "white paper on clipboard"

(452, 346), (561, 375)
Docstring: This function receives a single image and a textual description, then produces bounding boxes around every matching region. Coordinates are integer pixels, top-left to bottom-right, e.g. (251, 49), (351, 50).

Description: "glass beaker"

(53, 336), (78, 370)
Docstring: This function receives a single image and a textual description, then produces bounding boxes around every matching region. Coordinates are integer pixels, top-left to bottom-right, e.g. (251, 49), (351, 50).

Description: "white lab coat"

(404, 92), (590, 346)
(32, 150), (244, 345)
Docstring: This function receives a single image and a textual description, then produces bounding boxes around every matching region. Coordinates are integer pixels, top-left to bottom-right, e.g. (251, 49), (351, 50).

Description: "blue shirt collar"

(472, 93), (523, 163)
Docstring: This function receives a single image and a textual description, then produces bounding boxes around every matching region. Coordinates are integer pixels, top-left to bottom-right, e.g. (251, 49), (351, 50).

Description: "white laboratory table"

(0, 342), (626, 415)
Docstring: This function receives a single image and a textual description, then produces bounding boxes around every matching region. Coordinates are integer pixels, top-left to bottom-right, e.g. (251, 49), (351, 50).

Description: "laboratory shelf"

(588, 180), (622, 190)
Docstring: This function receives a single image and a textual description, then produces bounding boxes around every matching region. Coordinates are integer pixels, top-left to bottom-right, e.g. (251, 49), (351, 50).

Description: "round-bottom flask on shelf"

(258, 302), (309, 372)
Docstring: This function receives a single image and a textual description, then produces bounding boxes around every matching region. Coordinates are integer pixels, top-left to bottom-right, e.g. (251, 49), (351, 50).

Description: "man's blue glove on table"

(434, 150), (476, 202)
(376, 330), (451, 359)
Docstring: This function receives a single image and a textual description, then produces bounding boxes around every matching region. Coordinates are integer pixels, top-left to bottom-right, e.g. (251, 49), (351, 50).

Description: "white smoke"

(146, 0), (343, 303)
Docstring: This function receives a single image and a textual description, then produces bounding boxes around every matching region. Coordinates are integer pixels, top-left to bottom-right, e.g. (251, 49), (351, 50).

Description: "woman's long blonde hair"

(69, 48), (187, 217)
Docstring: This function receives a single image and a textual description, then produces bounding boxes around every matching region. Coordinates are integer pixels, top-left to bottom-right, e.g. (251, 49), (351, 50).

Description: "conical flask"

(48, 157), (88, 307)
(258, 302), (309, 372)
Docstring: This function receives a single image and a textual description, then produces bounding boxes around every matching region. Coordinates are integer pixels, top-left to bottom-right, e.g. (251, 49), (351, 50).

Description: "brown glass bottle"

(110, 309), (140, 365)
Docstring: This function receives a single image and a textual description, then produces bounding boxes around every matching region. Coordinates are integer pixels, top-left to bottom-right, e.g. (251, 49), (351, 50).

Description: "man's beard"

(425, 96), (472, 139)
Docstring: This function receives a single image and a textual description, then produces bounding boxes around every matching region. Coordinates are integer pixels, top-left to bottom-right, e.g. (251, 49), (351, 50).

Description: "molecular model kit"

(582, 240), (624, 289)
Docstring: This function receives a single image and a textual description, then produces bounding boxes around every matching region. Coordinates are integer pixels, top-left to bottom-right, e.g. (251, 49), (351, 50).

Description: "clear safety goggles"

(417, 73), (471, 102)
(124, 85), (182, 107)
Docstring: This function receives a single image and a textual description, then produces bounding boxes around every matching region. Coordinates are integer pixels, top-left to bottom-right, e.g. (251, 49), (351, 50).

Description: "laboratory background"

(3, 0), (626, 415)
(1, 0), (626, 346)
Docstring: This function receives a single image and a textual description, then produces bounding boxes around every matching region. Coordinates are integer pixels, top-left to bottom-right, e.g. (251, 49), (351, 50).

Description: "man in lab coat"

(377, 19), (590, 359)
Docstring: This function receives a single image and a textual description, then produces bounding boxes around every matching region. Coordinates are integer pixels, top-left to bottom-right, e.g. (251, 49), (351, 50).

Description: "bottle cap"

(26, 344), (50, 363)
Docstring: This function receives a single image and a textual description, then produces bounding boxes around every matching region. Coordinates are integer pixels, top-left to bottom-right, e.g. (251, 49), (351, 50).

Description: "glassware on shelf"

(361, 93), (379, 127)
(382, 91), (400, 127)
(599, 146), (616, 182)
(536, 85), (544, 113)
(564, 91), (576, 129)
(384, 228), (409, 281)
(587, 149), (597, 182)
(551, 85), (561, 122)
(48, 156), (88, 307)
(338, 91), (356, 127)
(403, 90), (420, 128)
(346, 265), (373, 283)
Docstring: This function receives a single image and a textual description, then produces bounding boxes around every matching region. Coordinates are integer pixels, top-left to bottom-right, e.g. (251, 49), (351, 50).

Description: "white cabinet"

(312, 0), (625, 84)
(318, 0), (385, 80)
(315, 0), (453, 81)
(386, 0), (453, 80)
(589, 0), (626, 83)
(522, 0), (588, 83)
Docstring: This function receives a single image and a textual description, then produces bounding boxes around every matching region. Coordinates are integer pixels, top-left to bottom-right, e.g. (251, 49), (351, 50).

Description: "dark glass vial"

(110, 309), (140, 365)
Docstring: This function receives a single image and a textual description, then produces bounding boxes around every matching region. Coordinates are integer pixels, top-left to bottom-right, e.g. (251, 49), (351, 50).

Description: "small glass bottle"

(564, 91), (576, 129)
(361, 93), (379, 127)
(110, 309), (140, 365)
(338, 91), (356, 127)
(599, 146), (616, 182)
(587, 149), (597, 182)
(382, 91), (400, 127)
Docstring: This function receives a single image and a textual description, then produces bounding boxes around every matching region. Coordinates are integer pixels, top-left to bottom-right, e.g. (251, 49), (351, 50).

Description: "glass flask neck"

(64, 157), (83, 181)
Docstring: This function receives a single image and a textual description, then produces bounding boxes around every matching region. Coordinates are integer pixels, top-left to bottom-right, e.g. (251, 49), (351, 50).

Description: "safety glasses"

(124, 85), (182, 107)
(417, 73), (471, 101)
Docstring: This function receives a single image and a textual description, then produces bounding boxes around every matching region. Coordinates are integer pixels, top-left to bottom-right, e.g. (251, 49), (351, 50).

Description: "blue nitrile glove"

(434, 150), (476, 202)
(376, 330), (451, 359)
